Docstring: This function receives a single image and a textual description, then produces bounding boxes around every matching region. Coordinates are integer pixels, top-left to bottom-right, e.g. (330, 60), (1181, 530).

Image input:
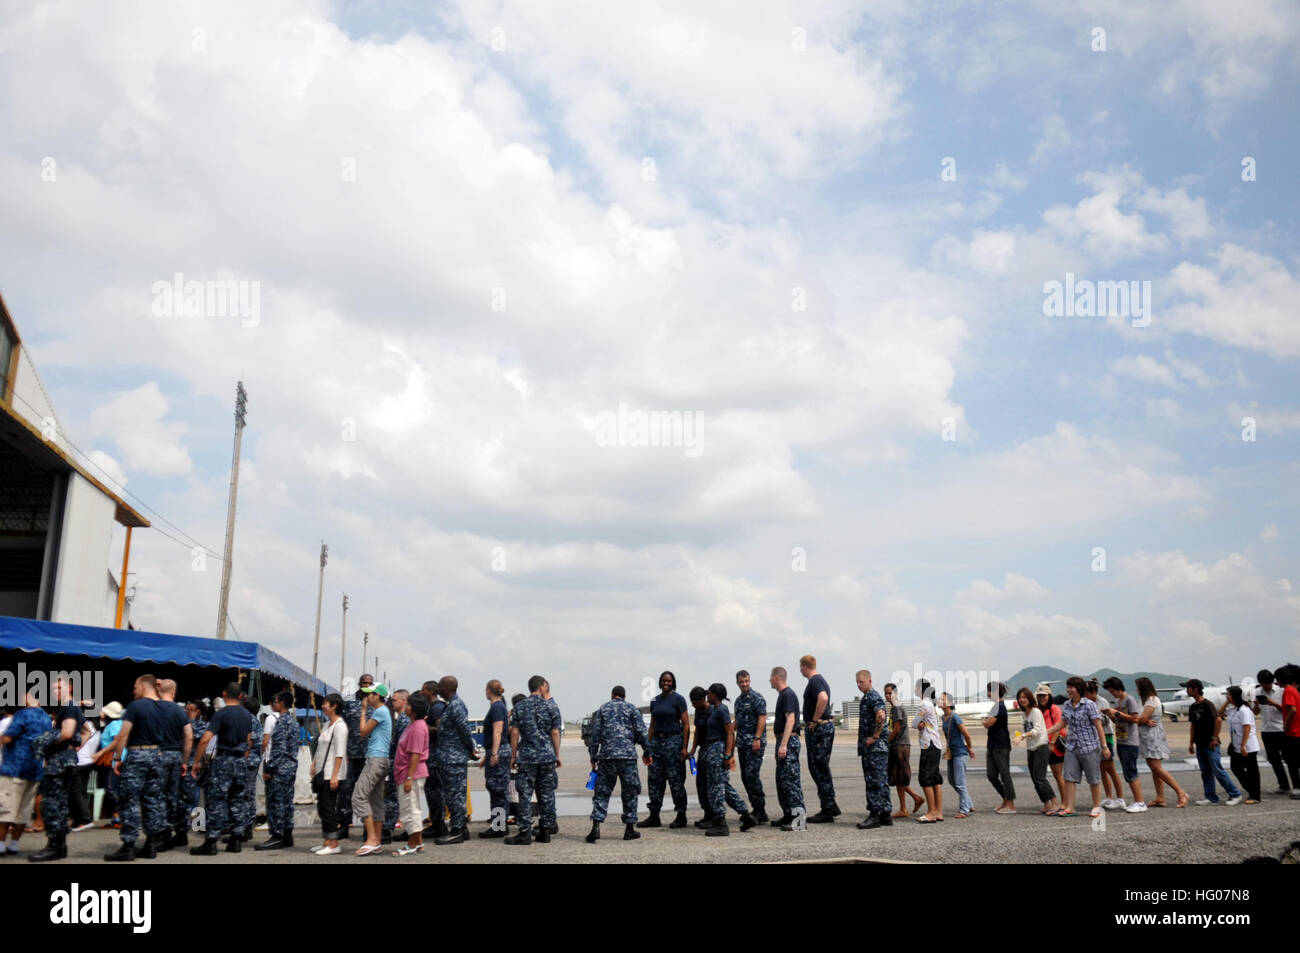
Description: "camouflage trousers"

(160, 750), (183, 834)
(484, 744), (511, 823)
(736, 738), (766, 813)
(265, 766), (295, 835)
(39, 751), (77, 836)
(590, 758), (640, 824)
(118, 748), (168, 844)
(861, 748), (891, 816)
(704, 742), (749, 819)
(423, 760), (444, 829)
(179, 768), (202, 831)
(806, 721), (836, 810)
(514, 760), (557, 835)
(438, 760), (470, 831)
(646, 733), (687, 813)
(383, 772), (399, 834)
(775, 735), (805, 816)
(205, 754), (250, 838)
(243, 760), (260, 829)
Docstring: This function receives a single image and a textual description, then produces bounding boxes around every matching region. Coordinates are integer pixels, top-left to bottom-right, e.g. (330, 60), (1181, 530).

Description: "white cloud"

(1167, 245), (1300, 359)
(88, 382), (192, 478)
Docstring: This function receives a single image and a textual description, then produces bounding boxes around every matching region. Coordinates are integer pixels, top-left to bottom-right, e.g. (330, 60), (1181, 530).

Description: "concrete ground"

(13, 732), (1298, 864)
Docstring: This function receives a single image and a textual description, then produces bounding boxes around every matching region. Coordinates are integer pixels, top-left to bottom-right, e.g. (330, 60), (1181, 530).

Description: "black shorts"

(918, 746), (942, 788)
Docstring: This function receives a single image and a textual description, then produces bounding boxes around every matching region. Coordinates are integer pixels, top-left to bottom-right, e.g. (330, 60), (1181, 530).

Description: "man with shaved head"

(433, 676), (477, 845)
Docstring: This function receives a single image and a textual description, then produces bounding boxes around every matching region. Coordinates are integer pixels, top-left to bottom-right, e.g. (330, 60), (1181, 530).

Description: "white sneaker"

(69, 822), (95, 833)
(309, 845), (325, 852)
(1124, 802), (1147, 813)
(1194, 799), (1215, 806)
(316, 845), (340, 855)
(255, 822), (270, 831)
(1291, 790), (1300, 799)
(1225, 796), (1242, 806)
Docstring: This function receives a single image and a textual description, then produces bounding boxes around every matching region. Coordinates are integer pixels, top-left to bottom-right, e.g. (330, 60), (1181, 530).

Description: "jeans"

(1195, 744), (1240, 801)
(947, 752), (973, 813)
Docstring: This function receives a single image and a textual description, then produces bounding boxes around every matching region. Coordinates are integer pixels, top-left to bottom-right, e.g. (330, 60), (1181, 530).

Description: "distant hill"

(1004, 666), (1190, 694)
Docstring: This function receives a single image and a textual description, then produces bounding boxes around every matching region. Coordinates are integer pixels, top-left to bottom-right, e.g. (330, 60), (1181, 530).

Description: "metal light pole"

(310, 542), (327, 683)
(360, 631), (368, 677)
(215, 381), (247, 639)
(340, 593), (349, 688)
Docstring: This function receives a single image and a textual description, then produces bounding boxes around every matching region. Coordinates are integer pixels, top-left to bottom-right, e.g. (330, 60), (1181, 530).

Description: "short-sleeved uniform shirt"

(773, 687), (801, 739)
(803, 675), (831, 723)
(54, 704), (86, 754)
(858, 689), (888, 755)
(122, 698), (168, 746)
(733, 689), (766, 743)
(483, 699), (508, 752)
(705, 703), (732, 745)
(514, 694), (557, 764)
(156, 701), (189, 752)
(650, 691), (688, 734)
(208, 704), (254, 754)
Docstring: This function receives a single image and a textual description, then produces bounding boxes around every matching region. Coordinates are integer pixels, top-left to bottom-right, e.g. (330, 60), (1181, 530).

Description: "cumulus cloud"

(1167, 245), (1300, 358)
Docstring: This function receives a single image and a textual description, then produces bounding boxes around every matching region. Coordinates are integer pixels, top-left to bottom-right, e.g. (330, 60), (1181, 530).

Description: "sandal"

(1148, 800), (1167, 807)
(1175, 793), (1189, 808)
(354, 844), (383, 856)
(1056, 811), (1077, 817)
(1089, 807), (1102, 818)
(915, 816), (937, 824)
(955, 812), (970, 818)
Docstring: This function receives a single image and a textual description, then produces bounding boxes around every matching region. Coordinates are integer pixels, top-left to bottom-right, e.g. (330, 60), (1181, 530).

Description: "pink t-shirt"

(392, 719), (429, 783)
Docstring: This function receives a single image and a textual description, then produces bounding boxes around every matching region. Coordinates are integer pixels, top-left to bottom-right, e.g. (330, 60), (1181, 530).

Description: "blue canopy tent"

(0, 615), (335, 710)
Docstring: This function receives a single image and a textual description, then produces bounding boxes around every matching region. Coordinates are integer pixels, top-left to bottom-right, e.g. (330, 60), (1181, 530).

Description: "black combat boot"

(739, 812), (758, 832)
(170, 828), (189, 849)
(877, 811), (893, 826)
(547, 821), (559, 835)
(255, 834), (289, 850)
(807, 808), (835, 823)
(152, 831), (171, 853)
(705, 819), (730, 837)
(503, 830), (531, 845)
(477, 827), (506, 838)
(693, 812), (714, 829)
(856, 813), (883, 830)
(28, 835), (67, 862)
(134, 835), (157, 859)
(752, 806), (768, 824)
(624, 823), (640, 840)
(434, 828), (467, 845)
(668, 810), (688, 829)
(770, 813), (792, 827)
(190, 837), (219, 855)
(829, 802), (842, 817)
(535, 825), (551, 844)
(226, 834), (242, 853)
(104, 842), (136, 862)
(585, 821), (600, 843)
(636, 808), (661, 829)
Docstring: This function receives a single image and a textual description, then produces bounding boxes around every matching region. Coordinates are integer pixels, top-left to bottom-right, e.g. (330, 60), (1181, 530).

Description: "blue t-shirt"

(803, 674), (831, 723)
(945, 713), (967, 756)
(706, 703), (732, 745)
(363, 704), (392, 759)
(774, 687), (801, 738)
(1, 707), (52, 780)
(483, 699), (508, 752)
(649, 692), (688, 733)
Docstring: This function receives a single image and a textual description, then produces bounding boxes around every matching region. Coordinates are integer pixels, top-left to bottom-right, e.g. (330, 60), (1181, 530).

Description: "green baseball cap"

(361, 682), (390, 699)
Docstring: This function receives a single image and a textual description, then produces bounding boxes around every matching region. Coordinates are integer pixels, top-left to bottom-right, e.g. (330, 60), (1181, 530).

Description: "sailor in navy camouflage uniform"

(505, 675), (559, 845)
(28, 677), (83, 862)
(701, 684), (757, 836)
(584, 686), (648, 842)
(382, 691), (410, 841)
(420, 680), (447, 836)
(102, 675), (172, 860)
(479, 681), (511, 837)
(855, 670), (893, 829)
(640, 671), (689, 829)
(338, 674), (374, 836)
(256, 691), (300, 849)
(769, 667), (805, 830)
(433, 677), (477, 845)
(732, 670), (768, 823)
(188, 684), (255, 855)
(536, 681), (562, 835)
(155, 679), (192, 851)
(241, 696), (262, 838)
(179, 702), (208, 830)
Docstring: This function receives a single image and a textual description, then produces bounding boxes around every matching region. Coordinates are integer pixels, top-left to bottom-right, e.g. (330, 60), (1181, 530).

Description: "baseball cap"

(1035, 682), (1053, 696)
(361, 682), (390, 699)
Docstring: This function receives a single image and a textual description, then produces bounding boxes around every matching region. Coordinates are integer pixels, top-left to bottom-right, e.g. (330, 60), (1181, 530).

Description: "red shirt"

(1284, 686), (1300, 738)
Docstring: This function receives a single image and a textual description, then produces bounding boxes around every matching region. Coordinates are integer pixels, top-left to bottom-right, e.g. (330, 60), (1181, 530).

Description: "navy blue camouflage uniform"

(179, 716), (207, 829)
(773, 687), (805, 819)
(382, 711), (410, 836)
(338, 695), (366, 830)
(243, 715), (263, 830)
(804, 678), (837, 811)
(37, 705), (84, 837)
(156, 701), (190, 838)
(513, 694), (558, 836)
(703, 703), (748, 820)
(646, 691), (688, 814)
(265, 708), (300, 836)
(482, 699), (511, 826)
(202, 705), (254, 838)
(435, 697), (476, 831)
(586, 698), (647, 824)
(733, 688), (767, 816)
(424, 698), (446, 830)
(858, 689), (891, 817)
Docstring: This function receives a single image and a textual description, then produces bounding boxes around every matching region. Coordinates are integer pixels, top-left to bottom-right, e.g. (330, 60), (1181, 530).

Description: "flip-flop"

(1175, 795), (1189, 808)
(354, 844), (382, 856)
(1089, 808), (1102, 818)
(1148, 801), (1167, 807)
(1056, 811), (1077, 817)
(915, 817), (937, 824)
(955, 812), (970, 819)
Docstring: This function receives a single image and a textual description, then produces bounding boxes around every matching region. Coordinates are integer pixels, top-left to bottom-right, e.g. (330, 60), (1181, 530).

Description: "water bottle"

(586, 770), (597, 790)
(688, 755), (697, 775)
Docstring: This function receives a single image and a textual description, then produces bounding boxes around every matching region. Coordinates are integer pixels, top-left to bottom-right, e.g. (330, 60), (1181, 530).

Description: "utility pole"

(311, 542), (327, 684)
(215, 381), (247, 639)
(340, 593), (349, 688)
(360, 631), (368, 676)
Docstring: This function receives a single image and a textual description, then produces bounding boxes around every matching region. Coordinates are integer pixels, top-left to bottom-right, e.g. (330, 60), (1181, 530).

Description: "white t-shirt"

(77, 728), (101, 766)
(1257, 685), (1285, 733)
(915, 700), (944, 749)
(1227, 705), (1260, 754)
(261, 712), (279, 762)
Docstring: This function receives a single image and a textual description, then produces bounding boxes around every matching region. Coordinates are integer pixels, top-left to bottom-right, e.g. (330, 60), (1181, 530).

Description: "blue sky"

(1, 0), (1297, 713)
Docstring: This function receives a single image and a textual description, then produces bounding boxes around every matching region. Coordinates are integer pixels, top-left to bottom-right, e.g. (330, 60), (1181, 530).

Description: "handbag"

(311, 723), (336, 793)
